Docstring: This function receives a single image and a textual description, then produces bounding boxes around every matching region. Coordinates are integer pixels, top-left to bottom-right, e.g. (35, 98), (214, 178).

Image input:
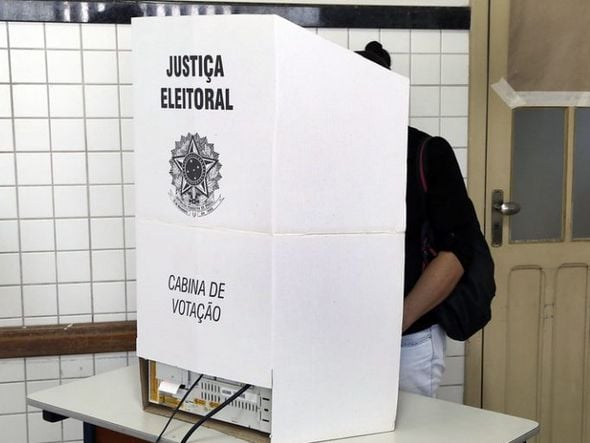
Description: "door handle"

(493, 201), (521, 216)
(491, 190), (520, 247)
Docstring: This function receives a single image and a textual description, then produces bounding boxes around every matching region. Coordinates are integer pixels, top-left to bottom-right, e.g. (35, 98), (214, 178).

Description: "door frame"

(464, 0), (490, 408)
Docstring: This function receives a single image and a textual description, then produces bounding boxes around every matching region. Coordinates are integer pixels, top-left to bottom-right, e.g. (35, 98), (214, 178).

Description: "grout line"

(115, 25), (130, 322)
(78, 24), (97, 327)
(42, 23), (62, 329)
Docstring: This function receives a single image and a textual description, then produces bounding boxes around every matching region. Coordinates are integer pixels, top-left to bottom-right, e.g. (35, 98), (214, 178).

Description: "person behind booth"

(356, 41), (479, 397)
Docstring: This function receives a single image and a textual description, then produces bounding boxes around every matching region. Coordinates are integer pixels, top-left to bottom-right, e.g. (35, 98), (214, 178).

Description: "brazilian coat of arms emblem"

(169, 132), (223, 217)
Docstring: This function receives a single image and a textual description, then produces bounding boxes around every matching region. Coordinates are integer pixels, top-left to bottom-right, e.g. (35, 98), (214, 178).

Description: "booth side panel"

(273, 18), (409, 235)
(271, 234), (403, 443)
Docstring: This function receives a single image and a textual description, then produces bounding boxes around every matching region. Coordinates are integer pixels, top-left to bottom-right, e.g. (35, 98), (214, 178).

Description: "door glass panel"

(510, 108), (565, 242)
(573, 107), (590, 239)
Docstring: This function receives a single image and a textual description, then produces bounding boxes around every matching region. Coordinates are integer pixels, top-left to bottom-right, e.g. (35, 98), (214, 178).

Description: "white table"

(27, 365), (539, 443)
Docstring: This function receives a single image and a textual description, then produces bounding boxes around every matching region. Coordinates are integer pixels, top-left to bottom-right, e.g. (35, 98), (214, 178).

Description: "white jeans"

(399, 324), (446, 397)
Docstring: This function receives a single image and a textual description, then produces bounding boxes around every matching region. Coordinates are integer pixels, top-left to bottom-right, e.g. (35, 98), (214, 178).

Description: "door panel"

(483, 2), (590, 442)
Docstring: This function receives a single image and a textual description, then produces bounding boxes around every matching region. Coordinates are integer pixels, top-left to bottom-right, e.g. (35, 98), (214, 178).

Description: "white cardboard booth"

(133, 15), (409, 443)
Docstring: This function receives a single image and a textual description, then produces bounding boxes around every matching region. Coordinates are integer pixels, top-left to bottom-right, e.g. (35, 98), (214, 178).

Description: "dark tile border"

(0, 1), (470, 29)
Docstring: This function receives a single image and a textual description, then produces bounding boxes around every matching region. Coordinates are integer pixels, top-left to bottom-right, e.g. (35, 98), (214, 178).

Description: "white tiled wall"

(0, 21), (469, 443)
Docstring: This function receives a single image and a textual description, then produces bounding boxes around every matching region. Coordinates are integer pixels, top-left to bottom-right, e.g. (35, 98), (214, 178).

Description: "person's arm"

(402, 251), (463, 332)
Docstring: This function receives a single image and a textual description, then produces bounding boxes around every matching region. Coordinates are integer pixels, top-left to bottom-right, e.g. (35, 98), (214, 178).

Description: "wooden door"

(482, 1), (590, 442)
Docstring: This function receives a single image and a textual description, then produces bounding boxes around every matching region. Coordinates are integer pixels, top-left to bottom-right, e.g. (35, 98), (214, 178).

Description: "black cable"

(180, 383), (252, 443)
(155, 374), (204, 443)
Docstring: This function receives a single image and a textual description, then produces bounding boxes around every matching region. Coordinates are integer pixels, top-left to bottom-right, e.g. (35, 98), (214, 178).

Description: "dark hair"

(355, 41), (391, 70)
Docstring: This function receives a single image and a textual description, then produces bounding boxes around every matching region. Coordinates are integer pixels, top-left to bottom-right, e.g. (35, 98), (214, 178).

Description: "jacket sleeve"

(425, 136), (479, 271)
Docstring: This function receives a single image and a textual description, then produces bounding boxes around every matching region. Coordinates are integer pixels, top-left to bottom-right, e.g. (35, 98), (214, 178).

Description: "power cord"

(180, 383), (252, 443)
(155, 374), (204, 443)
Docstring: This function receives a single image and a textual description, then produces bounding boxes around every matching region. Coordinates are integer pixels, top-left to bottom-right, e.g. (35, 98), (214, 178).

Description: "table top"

(27, 364), (539, 443)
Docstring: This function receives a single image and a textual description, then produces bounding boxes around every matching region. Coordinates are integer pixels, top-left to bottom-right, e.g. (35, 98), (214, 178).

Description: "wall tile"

(0, 414), (27, 443)
(91, 217), (124, 249)
(0, 153), (16, 185)
(440, 117), (468, 147)
(0, 22), (7, 47)
(83, 51), (118, 84)
(442, 30), (469, 54)
(119, 85), (133, 117)
(120, 118), (134, 150)
(45, 23), (81, 49)
(94, 312), (126, 322)
(89, 185), (123, 216)
(92, 249), (125, 281)
(8, 23), (44, 48)
(0, 119), (14, 151)
(60, 354), (93, 379)
(441, 54), (469, 85)
(0, 49), (10, 82)
(85, 85), (119, 117)
(441, 86), (469, 116)
(10, 49), (46, 83)
(26, 379), (59, 413)
(63, 416), (84, 441)
(117, 51), (132, 84)
(48, 84), (84, 117)
(124, 217), (135, 248)
(390, 53), (410, 78)
(411, 54), (440, 85)
(0, 85), (12, 117)
(20, 219), (55, 252)
(12, 85), (48, 118)
(94, 352), (128, 374)
(123, 184), (134, 216)
(56, 250), (91, 283)
(0, 220), (19, 252)
(14, 119), (50, 151)
(0, 187), (17, 218)
(86, 118), (120, 150)
(47, 50), (82, 83)
(126, 280), (136, 312)
(21, 252), (56, 284)
(437, 385), (463, 404)
(23, 284), (57, 317)
(0, 253), (21, 285)
(93, 281), (126, 313)
(26, 356), (60, 381)
(24, 316), (57, 326)
(53, 185), (88, 217)
(0, 358), (25, 382)
(50, 118), (85, 151)
(81, 24), (116, 50)
(125, 249), (135, 280)
(116, 25), (132, 50)
(410, 117), (439, 135)
(59, 314), (92, 324)
(0, 286), (22, 317)
(411, 29), (441, 53)
(55, 218), (89, 250)
(441, 355), (465, 386)
(122, 152), (134, 183)
(446, 337), (465, 357)
(58, 282), (91, 315)
(88, 152), (122, 184)
(454, 147), (468, 178)
(52, 152), (87, 184)
(410, 86), (440, 117)
(18, 186), (53, 218)
(16, 153), (52, 185)
(316, 28), (348, 49)
(28, 410), (62, 443)
(348, 28), (380, 51)
(0, 382), (26, 413)
(380, 29), (410, 53)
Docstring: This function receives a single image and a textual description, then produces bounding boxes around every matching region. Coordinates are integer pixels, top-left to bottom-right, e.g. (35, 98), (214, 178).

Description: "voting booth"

(133, 15), (409, 443)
